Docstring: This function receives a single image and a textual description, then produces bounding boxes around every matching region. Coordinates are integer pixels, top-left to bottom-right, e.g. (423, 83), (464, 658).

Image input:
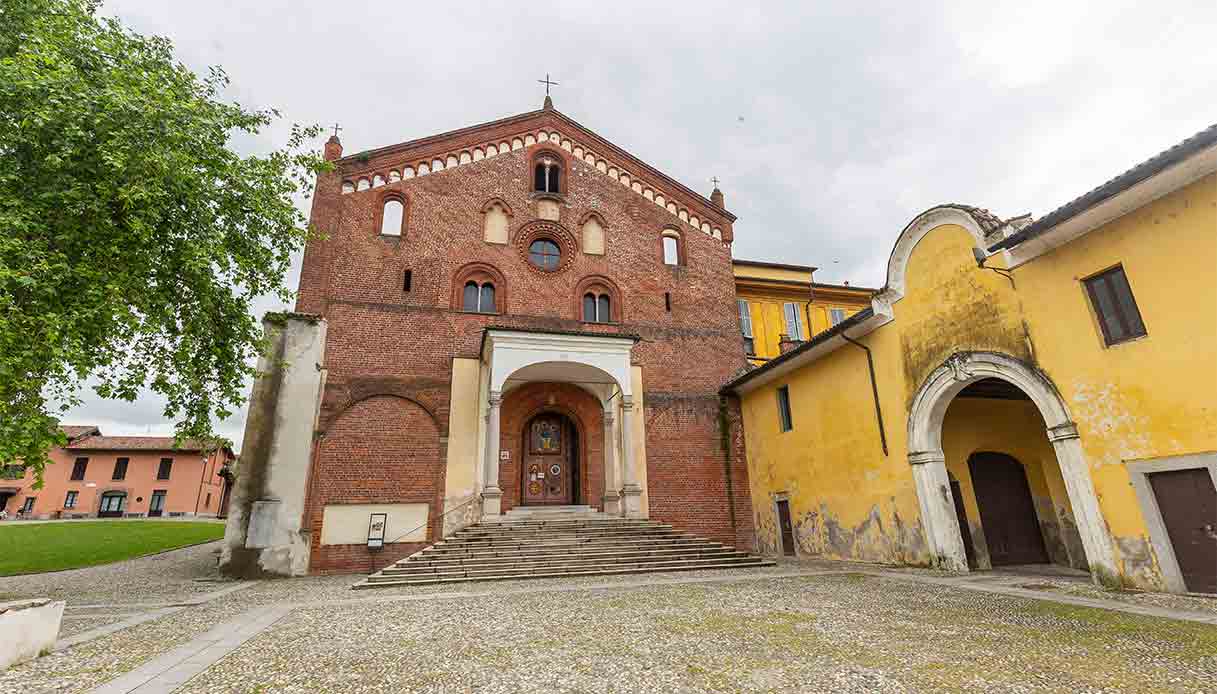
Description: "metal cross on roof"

(711, 176), (720, 187)
(331, 122), (343, 137)
(537, 73), (559, 96)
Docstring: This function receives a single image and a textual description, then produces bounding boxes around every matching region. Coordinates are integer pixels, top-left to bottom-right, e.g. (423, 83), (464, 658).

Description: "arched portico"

(908, 351), (1118, 584)
(480, 328), (643, 519)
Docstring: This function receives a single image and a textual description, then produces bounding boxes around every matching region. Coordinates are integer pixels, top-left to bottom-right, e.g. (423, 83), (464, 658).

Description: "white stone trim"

(338, 128), (728, 241)
(907, 351), (1118, 583)
(483, 330), (635, 397)
(1125, 452), (1217, 593)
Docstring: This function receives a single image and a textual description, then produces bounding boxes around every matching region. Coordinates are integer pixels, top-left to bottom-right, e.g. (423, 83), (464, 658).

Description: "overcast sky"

(63, 0), (1217, 446)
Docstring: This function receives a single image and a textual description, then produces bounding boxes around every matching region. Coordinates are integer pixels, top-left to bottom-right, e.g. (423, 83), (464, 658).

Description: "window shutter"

(783, 303), (803, 340)
(737, 300), (752, 337)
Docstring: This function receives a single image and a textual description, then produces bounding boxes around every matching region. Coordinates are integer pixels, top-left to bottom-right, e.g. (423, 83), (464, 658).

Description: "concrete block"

(0, 598), (65, 670)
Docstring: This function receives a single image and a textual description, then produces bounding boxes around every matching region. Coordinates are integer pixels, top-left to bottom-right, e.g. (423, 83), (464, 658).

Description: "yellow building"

(725, 123), (1217, 593)
(733, 260), (873, 364)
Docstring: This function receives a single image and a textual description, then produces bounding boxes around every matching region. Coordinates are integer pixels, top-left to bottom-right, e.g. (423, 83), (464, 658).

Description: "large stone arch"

(907, 351), (1118, 584)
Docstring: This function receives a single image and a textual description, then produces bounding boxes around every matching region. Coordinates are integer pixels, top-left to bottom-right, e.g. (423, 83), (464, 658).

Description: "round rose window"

(528, 239), (561, 271)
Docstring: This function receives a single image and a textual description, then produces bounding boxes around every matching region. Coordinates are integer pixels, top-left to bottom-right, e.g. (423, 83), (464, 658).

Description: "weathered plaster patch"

(1069, 382), (1153, 462)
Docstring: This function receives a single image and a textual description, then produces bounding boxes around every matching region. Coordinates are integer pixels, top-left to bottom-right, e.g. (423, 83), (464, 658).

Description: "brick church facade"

(283, 98), (755, 574)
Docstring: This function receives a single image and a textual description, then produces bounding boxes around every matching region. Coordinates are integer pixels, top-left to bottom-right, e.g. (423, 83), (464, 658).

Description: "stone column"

(908, 450), (968, 572)
(1047, 422), (1119, 586)
(481, 391), (503, 519)
(601, 406), (621, 515)
(620, 395), (643, 518)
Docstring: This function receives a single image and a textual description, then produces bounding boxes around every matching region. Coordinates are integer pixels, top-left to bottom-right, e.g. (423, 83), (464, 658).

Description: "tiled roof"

(939, 204), (1004, 233)
(65, 435), (215, 453)
(60, 425), (100, 442)
(990, 122), (1217, 251)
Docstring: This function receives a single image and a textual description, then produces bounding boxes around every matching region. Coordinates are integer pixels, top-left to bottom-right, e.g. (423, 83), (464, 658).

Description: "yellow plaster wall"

(1013, 173), (1217, 585)
(735, 291), (812, 361)
(741, 323), (928, 563)
(807, 302), (869, 336)
(732, 263), (812, 284)
(740, 177), (1217, 590)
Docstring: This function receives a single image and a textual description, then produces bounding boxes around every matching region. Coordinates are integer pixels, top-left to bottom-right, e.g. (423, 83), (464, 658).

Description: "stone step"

(355, 558), (777, 588)
(475, 519), (654, 529)
(455, 522), (672, 535)
(368, 554), (767, 581)
(421, 538), (714, 557)
(385, 547), (749, 573)
(449, 528), (681, 543)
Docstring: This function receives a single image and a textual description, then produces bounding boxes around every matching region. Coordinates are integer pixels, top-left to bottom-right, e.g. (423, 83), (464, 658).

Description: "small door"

(522, 415), (574, 505)
(969, 452), (1049, 566)
(148, 490), (167, 518)
(776, 499), (796, 556)
(1148, 468), (1217, 594)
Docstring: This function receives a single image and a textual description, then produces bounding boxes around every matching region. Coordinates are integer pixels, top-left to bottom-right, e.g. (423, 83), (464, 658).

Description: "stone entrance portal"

(522, 413), (577, 505)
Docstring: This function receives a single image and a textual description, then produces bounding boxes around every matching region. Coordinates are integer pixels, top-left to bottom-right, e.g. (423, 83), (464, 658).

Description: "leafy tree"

(0, 0), (327, 481)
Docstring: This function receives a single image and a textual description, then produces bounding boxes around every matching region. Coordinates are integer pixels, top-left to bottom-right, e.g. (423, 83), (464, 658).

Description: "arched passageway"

(907, 352), (1118, 584)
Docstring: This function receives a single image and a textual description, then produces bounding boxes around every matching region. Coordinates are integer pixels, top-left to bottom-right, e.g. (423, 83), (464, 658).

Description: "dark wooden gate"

(968, 452), (1049, 566)
(1148, 468), (1217, 594)
(522, 414), (574, 506)
(776, 499), (796, 556)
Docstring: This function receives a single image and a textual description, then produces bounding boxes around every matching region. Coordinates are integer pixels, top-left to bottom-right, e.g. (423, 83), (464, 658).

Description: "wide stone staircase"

(354, 505), (774, 588)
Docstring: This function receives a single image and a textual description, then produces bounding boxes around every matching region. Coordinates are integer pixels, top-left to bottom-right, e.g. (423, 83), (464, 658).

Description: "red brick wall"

(297, 118), (755, 573)
(307, 395), (445, 574)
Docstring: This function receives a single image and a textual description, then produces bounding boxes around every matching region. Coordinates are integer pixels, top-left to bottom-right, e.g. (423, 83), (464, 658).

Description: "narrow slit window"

(777, 385), (793, 432)
(664, 292), (671, 312)
(403, 269), (412, 292)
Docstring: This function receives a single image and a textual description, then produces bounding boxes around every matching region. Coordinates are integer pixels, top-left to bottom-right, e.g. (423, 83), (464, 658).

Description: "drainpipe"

(840, 329), (889, 456)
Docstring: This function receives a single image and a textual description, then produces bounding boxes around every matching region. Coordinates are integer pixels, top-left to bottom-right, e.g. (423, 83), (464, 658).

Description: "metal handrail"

(367, 493), (481, 574)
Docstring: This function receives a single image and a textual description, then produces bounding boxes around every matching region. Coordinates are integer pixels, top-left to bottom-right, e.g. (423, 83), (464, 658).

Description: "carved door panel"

(523, 415), (572, 505)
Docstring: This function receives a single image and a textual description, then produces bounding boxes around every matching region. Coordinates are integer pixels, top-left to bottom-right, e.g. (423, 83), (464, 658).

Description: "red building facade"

(295, 101), (755, 573)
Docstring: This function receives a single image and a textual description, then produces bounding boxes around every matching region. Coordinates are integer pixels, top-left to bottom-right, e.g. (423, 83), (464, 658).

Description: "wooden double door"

(969, 452), (1049, 566)
(522, 414), (577, 505)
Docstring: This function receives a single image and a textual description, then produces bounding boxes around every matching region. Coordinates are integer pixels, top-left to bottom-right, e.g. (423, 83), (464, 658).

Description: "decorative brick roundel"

(515, 220), (577, 274)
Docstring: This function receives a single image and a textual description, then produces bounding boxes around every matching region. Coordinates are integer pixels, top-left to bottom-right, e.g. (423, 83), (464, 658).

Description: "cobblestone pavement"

(2, 546), (1215, 693)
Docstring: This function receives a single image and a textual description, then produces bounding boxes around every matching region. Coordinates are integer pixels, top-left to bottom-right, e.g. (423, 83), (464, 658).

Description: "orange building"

(0, 426), (234, 520)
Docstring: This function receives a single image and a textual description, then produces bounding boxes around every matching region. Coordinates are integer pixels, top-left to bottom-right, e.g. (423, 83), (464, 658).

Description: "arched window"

(529, 239), (561, 270)
(380, 197), (404, 237)
(662, 232), (681, 266)
(582, 292), (612, 323)
(533, 155), (562, 194)
(462, 280), (496, 313)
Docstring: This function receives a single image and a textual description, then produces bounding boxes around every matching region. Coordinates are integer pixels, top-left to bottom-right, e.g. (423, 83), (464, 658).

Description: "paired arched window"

(583, 292), (612, 323)
(462, 281), (496, 313)
(379, 196), (405, 237)
(533, 155), (562, 194)
(662, 231), (681, 266)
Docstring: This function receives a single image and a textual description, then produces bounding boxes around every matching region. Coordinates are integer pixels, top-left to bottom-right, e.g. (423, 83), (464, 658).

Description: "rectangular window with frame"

(738, 299), (755, 354)
(777, 385), (793, 432)
(157, 458), (173, 480)
(112, 457), (129, 480)
(21, 497), (35, 514)
(149, 490), (167, 517)
(70, 457), (88, 481)
(64, 490), (78, 509)
(782, 302), (805, 341)
(830, 308), (847, 326)
(1083, 265), (1147, 346)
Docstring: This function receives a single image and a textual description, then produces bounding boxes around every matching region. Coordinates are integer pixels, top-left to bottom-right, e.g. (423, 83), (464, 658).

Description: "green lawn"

(0, 520), (225, 576)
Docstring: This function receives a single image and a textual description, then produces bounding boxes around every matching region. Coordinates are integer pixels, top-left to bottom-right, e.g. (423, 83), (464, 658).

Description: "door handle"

(1203, 524), (1216, 540)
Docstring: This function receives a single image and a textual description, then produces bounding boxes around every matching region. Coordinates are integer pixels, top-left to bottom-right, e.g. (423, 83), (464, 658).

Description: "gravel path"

(173, 573), (1217, 693)
(3, 544), (1215, 693)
